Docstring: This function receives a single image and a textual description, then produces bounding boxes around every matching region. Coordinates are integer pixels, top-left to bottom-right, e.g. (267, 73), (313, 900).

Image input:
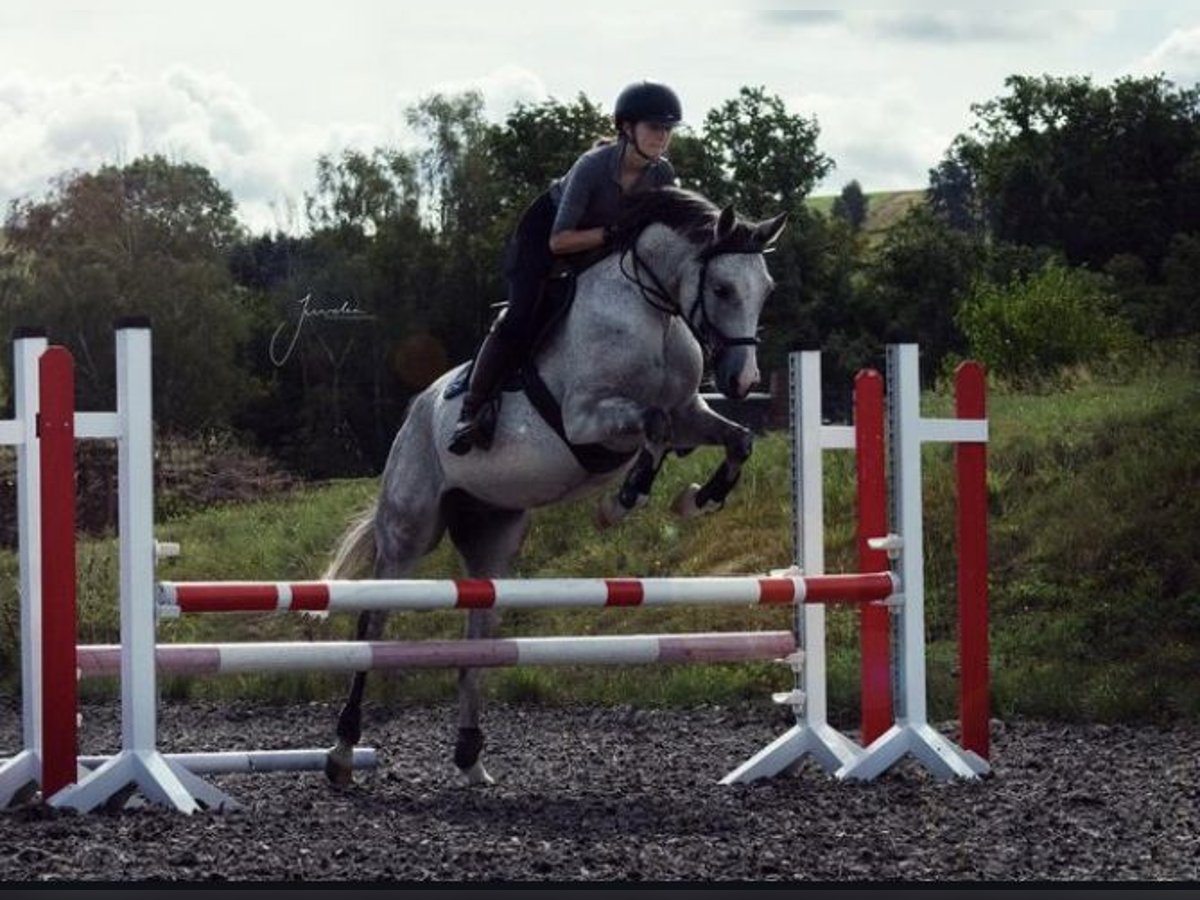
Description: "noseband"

(618, 236), (762, 361)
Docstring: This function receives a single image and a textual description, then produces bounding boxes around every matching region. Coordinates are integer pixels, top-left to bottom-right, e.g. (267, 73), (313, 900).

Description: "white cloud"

(1129, 25), (1200, 86)
(0, 65), (401, 234)
(394, 65), (550, 124)
(802, 86), (954, 193)
(756, 10), (1116, 43)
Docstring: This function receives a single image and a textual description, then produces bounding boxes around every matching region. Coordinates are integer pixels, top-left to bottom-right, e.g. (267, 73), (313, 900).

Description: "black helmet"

(614, 81), (682, 128)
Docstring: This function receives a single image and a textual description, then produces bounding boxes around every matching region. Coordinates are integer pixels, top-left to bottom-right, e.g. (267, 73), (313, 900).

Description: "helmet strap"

(621, 125), (656, 164)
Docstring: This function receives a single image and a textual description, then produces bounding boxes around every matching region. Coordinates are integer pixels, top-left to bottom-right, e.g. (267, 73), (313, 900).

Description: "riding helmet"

(614, 81), (683, 128)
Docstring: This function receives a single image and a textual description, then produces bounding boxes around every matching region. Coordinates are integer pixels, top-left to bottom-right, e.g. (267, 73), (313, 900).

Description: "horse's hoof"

(324, 744), (355, 787)
(594, 494), (628, 530)
(459, 760), (495, 786)
(672, 483), (706, 518)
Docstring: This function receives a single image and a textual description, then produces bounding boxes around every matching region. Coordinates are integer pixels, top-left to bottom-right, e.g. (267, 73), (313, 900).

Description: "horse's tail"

(322, 500), (379, 580)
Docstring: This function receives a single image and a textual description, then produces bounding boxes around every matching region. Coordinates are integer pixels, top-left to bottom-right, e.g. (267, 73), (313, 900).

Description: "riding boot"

(447, 328), (514, 455)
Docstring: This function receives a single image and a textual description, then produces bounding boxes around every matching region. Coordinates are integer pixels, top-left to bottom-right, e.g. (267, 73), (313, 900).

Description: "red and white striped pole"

(956, 361), (989, 759)
(38, 347), (77, 799)
(156, 572), (899, 616)
(855, 369), (893, 745)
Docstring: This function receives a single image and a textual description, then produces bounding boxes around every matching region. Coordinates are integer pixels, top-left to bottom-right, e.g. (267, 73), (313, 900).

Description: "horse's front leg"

(595, 445), (669, 529)
(667, 397), (755, 518)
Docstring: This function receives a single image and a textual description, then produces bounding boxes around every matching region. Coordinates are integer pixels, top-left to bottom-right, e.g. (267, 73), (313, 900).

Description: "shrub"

(958, 259), (1136, 383)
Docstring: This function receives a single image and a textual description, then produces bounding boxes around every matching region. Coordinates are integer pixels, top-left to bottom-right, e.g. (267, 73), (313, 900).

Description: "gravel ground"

(0, 698), (1197, 884)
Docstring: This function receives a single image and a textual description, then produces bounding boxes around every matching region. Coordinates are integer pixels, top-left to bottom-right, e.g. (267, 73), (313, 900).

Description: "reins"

(616, 228), (762, 359)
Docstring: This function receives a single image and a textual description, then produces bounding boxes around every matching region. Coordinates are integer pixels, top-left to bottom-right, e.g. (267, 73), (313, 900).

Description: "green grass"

(3, 353), (1197, 727)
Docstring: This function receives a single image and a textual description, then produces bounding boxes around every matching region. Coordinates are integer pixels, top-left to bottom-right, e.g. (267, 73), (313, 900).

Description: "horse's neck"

(538, 225), (704, 402)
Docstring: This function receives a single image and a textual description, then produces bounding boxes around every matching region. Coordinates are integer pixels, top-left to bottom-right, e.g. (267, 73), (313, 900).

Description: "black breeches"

(494, 191), (557, 347)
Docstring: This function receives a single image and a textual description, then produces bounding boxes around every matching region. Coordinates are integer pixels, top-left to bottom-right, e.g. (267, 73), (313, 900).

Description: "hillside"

(807, 189), (926, 238)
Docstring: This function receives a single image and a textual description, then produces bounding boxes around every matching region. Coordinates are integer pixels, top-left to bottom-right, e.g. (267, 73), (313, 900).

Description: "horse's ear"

(716, 205), (736, 240)
(753, 212), (788, 248)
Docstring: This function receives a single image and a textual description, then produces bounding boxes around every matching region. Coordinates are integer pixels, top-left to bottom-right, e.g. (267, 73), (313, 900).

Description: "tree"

(696, 86), (833, 218)
(947, 74), (1200, 281)
(486, 94), (612, 216)
(831, 180), (868, 231)
(2, 156), (254, 430)
(927, 148), (981, 234)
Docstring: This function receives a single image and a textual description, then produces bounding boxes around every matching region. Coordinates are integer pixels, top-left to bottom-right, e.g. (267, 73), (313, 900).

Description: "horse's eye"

(713, 284), (732, 300)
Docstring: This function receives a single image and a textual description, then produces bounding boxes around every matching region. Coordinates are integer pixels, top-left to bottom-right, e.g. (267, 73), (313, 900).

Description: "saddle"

(444, 249), (636, 475)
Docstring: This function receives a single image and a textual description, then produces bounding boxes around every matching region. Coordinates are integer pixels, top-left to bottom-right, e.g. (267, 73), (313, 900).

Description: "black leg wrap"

(618, 449), (658, 509)
(335, 703), (362, 747)
(696, 461), (741, 509)
(455, 727), (485, 770)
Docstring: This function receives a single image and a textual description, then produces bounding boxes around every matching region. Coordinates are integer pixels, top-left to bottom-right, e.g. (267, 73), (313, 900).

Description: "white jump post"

(836, 344), (989, 779)
(51, 320), (237, 813)
(725, 345), (990, 783)
(0, 329), (49, 806)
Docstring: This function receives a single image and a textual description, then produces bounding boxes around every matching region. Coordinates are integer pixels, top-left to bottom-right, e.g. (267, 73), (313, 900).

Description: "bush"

(958, 259), (1136, 382)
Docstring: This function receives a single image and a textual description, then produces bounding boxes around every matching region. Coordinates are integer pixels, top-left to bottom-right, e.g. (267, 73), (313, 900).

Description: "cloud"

(800, 86), (953, 193)
(0, 66), (396, 234)
(394, 65), (549, 124)
(1128, 25), (1200, 86)
(756, 10), (1114, 44)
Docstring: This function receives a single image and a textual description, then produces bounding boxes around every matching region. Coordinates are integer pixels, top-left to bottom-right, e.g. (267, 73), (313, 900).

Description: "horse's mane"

(615, 186), (762, 255)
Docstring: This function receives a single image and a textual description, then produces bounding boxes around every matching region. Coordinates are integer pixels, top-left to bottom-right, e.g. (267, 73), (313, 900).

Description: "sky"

(3, 5), (1200, 234)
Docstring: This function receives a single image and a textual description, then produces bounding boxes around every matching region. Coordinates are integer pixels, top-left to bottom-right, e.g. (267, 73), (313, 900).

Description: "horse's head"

(690, 205), (788, 399)
(616, 187), (788, 400)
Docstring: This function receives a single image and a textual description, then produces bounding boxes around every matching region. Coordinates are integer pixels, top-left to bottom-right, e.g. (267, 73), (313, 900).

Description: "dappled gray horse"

(323, 187), (787, 785)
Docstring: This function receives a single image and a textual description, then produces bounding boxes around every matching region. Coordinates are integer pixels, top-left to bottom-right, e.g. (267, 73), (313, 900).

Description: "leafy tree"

(831, 180), (868, 231)
(305, 148), (419, 236)
(860, 206), (983, 379)
(958, 259), (1135, 382)
(927, 148), (981, 234)
(939, 73), (1200, 336)
(2, 156), (254, 429)
(485, 94), (612, 216)
(696, 86), (833, 218)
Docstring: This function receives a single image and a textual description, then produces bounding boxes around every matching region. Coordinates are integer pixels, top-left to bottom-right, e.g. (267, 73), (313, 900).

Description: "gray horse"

(322, 187), (787, 786)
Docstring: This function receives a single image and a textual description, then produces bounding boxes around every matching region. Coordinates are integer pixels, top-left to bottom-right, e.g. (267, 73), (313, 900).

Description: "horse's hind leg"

(325, 461), (446, 786)
(326, 608), (390, 785)
(444, 494), (531, 785)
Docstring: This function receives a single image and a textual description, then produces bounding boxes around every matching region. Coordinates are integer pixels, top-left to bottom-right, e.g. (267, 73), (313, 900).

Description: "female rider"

(447, 80), (683, 454)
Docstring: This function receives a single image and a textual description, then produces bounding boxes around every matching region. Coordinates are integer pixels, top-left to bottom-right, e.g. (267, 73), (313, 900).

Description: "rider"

(447, 79), (683, 455)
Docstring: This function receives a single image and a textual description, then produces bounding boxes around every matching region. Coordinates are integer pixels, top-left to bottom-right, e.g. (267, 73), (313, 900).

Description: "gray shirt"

(549, 139), (677, 234)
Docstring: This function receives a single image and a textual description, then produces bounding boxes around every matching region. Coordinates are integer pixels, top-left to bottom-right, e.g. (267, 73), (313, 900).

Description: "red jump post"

(38, 347), (77, 798)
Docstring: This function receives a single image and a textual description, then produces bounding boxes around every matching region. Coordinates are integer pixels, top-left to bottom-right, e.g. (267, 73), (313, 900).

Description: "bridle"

(617, 232), (762, 362)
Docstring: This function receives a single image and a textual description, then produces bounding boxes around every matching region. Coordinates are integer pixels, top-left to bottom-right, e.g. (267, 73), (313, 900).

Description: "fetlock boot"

(447, 329), (513, 455)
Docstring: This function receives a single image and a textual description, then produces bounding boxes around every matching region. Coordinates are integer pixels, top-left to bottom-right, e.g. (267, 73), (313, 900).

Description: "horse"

(322, 186), (787, 786)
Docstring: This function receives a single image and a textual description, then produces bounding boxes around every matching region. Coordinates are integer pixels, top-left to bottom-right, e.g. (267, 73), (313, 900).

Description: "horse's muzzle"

(715, 346), (760, 400)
